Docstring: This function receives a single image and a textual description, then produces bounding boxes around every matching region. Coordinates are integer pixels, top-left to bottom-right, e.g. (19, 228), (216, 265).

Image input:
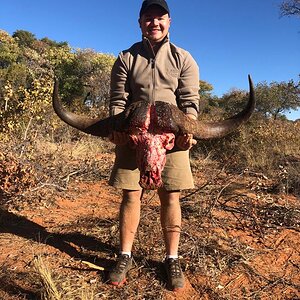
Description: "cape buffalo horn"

(52, 78), (124, 137)
(172, 75), (256, 139)
(53, 75), (255, 139)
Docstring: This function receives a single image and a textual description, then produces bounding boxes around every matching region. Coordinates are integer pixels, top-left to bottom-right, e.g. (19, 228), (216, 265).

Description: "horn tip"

(247, 74), (254, 90)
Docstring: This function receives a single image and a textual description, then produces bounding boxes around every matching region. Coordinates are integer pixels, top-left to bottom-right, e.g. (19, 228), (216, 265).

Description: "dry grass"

(194, 119), (300, 195)
(0, 134), (114, 210)
(33, 255), (96, 300)
(33, 255), (63, 300)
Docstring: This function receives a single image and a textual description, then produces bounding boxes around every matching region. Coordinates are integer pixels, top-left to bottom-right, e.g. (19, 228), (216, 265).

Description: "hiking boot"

(164, 258), (185, 291)
(108, 254), (133, 286)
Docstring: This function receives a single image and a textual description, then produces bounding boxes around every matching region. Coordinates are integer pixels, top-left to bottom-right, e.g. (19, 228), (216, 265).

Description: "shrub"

(193, 118), (300, 194)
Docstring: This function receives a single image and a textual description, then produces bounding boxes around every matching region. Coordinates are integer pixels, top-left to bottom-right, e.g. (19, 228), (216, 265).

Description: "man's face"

(139, 5), (171, 45)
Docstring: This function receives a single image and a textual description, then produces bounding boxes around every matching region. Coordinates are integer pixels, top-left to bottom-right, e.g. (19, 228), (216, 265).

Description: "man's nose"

(151, 18), (159, 25)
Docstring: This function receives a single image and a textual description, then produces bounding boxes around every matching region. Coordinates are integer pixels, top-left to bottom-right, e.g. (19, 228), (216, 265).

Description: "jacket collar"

(142, 33), (170, 57)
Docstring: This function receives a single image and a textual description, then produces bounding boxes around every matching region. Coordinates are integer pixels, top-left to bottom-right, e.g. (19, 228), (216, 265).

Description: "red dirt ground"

(0, 170), (299, 299)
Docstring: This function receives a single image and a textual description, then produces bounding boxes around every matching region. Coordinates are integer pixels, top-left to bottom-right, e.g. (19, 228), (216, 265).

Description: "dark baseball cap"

(139, 0), (170, 18)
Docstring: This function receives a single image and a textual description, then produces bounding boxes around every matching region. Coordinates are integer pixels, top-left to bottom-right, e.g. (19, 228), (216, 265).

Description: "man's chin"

(147, 35), (164, 43)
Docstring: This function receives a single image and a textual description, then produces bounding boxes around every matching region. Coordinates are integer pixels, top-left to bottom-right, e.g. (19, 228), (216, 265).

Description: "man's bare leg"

(109, 189), (142, 286)
(158, 188), (181, 256)
(158, 188), (185, 291)
(119, 189), (143, 252)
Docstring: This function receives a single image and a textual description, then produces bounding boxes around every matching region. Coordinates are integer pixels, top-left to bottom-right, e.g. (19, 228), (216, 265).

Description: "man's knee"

(122, 189), (143, 204)
(159, 189), (181, 206)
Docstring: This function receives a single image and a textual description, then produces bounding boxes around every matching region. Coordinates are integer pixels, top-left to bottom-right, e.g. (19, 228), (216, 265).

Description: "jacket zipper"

(151, 57), (156, 105)
(145, 36), (168, 105)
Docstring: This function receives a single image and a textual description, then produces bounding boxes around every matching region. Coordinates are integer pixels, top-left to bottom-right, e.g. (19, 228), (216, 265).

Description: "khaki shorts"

(109, 144), (194, 191)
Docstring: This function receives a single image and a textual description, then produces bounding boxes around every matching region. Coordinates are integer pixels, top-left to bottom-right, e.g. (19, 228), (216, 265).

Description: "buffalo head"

(53, 76), (255, 190)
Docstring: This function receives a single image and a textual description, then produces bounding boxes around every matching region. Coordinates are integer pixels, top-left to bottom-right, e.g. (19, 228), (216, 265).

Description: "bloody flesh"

(130, 104), (175, 190)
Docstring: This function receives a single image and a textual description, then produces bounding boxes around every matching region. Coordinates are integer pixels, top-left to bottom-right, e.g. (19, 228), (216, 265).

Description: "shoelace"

(168, 259), (182, 277)
(115, 255), (130, 273)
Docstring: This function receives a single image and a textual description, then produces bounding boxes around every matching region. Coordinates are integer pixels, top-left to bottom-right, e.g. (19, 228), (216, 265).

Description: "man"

(108, 0), (199, 292)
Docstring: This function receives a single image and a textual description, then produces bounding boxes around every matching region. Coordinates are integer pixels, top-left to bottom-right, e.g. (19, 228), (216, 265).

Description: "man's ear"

(138, 18), (142, 28)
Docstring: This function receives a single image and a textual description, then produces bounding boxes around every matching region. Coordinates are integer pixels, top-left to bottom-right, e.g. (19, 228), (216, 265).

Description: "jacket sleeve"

(109, 53), (130, 116)
(176, 52), (200, 118)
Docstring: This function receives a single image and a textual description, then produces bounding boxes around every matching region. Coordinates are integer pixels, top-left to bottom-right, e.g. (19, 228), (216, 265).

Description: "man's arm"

(109, 53), (130, 116)
(109, 53), (131, 145)
(176, 52), (200, 150)
(176, 52), (200, 118)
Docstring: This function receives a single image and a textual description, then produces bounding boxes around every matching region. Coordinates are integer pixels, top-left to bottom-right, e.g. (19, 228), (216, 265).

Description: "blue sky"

(1, 0), (300, 120)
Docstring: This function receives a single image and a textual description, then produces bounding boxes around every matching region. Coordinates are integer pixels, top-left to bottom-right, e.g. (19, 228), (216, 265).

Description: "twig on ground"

(29, 182), (68, 192)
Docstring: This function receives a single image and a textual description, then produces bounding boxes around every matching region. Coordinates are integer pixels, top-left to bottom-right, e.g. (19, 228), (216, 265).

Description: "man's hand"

(109, 131), (130, 145)
(176, 113), (197, 150)
(176, 133), (197, 150)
